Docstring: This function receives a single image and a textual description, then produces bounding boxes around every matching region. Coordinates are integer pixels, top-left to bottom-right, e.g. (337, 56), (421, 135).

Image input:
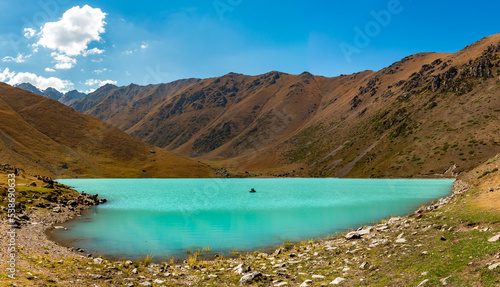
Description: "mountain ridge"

(71, 33), (500, 177)
(0, 83), (215, 178)
(14, 83), (87, 106)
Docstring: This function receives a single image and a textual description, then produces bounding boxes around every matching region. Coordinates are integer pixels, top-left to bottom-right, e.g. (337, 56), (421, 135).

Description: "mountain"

(0, 83), (215, 178)
(72, 33), (500, 178)
(43, 87), (64, 100)
(72, 79), (201, 131)
(14, 84), (87, 104)
(59, 90), (87, 106)
(15, 83), (43, 95)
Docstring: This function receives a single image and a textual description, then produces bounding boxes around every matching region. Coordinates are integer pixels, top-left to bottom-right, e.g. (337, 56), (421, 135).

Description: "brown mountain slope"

(0, 83), (215, 178)
(74, 33), (500, 178)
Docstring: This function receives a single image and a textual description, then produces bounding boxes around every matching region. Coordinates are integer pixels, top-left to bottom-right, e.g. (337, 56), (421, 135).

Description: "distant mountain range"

(9, 33), (500, 178)
(67, 33), (500, 178)
(0, 83), (215, 178)
(14, 83), (87, 106)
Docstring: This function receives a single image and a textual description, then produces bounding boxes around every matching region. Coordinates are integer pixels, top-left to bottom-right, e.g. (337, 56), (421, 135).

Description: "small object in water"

(248, 188), (256, 193)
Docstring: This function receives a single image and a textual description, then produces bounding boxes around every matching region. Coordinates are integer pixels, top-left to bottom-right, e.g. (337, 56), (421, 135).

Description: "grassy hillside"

(71, 33), (500, 178)
(0, 83), (215, 178)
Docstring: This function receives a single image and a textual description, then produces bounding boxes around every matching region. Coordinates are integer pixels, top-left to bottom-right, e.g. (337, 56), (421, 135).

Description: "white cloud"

(91, 58), (103, 63)
(45, 68), (56, 72)
(84, 79), (117, 87)
(93, 68), (108, 74)
(24, 28), (36, 39)
(2, 53), (32, 63)
(81, 88), (96, 94)
(36, 5), (107, 57)
(4, 70), (73, 93)
(123, 50), (134, 55)
(0, 68), (15, 82)
(51, 52), (77, 69)
(141, 44), (148, 49)
(82, 47), (104, 57)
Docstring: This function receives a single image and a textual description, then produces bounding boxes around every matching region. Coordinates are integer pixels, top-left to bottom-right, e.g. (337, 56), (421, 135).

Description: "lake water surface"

(53, 178), (453, 260)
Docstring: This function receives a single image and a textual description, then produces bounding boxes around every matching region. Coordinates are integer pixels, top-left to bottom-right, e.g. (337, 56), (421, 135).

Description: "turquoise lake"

(53, 178), (454, 260)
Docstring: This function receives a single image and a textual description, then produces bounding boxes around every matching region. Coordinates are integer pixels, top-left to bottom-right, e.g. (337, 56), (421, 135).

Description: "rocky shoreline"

(1, 163), (500, 286)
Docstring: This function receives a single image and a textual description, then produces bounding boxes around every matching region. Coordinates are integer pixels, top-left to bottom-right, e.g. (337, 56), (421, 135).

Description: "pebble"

(239, 271), (262, 285)
(440, 276), (451, 285)
(89, 274), (102, 279)
(488, 233), (500, 242)
(330, 277), (345, 285)
(417, 279), (429, 286)
(488, 263), (500, 270)
(93, 258), (103, 264)
(312, 274), (325, 279)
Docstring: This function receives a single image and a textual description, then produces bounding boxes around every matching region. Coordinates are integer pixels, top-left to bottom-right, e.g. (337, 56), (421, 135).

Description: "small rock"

(93, 258), (104, 264)
(239, 271), (262, 285)
(440, 236), (447, 241)
(132, 268), (138, 274)
(312, 274), (325, 279)
(299, 279), (312, 286)
(208, 274), (218, 278)
(359, 262), (368, 269)
(376, 225), (389, 231)
(139, 282), (152, 286)
(395, 238), (407, 243)
(422, 251), (429, 255)
(54, 226), (65, 230)
(421, 272), (428, 276)
(488, 233), (500, 242)
(89, 274), (102, 279)
(488, 262), (500, 270)
(345, 231), (361, 240)
(330, 277), (345, 285)
(153, 279), (164, 284)
(440, 276), (451, 285)
(357, 227), (372, 235)
(53, 206), (61, 213)
(417, 279), (429, 286)
(125, 260), (133, 265)
(234, 263), (251, 274)
(275, 282), (288, 286)
(273, 263), (287, 269)
(388, 217), (401, 224)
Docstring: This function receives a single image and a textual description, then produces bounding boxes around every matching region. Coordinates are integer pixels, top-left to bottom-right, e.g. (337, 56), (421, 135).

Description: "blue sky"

(0, 0), (499, 93)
